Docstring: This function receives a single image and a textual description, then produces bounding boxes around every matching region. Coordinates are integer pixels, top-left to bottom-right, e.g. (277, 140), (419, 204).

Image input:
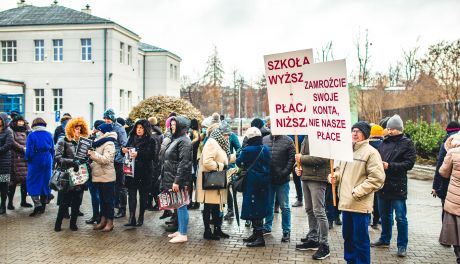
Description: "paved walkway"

(0, 178), (456, 263)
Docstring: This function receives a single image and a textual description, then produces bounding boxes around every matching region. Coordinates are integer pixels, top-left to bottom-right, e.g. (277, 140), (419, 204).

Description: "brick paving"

(0, 178), (456, 263)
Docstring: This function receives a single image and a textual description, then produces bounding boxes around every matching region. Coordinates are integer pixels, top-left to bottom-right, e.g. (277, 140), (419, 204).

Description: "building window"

(127, 45), (132, 65)
(34, 40), (44, 62)
(127, 91), (132, 110)
(53, 39), (63, 61)
(53, 89), (63, 111)
(34, 89), (45, 112)
(81, 38), (92, 61)
(1, 40), (17, 62)
(174, 65), (178, 80)
(119, 89), (125, 114)
(170, 64), (173, 79)
(120, 42), (125, 63)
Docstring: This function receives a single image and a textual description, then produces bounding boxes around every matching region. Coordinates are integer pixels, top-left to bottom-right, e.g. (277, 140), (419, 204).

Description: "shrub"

(404, 120), (446, 162)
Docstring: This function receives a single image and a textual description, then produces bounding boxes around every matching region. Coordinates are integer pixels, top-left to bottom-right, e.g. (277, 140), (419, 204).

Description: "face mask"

(95, 132), (102, 138)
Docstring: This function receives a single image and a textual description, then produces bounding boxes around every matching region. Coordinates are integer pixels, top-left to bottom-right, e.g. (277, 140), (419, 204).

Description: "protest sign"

(75, 137), (93, 160)
(264, 49), (314, 135)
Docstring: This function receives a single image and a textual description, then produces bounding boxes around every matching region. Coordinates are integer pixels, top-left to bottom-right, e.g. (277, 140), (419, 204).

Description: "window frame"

(1, 40), (17, 63)
(52, 88), (63, 112)
(34, 89), (45, 113)
(81, 38), (92, 61)
(120, 42), (125, 64)
(53, 39), (63, 62)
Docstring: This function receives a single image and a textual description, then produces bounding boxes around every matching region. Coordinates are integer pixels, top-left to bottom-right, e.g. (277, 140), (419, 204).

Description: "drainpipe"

(22, 83), (26, 115)
(104, 28), (107, 110)
(89, 102), (94, 127)
(143, 55), (146, 99)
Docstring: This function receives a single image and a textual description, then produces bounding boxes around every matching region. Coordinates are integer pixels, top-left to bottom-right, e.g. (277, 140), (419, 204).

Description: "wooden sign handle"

(295, 135), (300, 170)
(330, 159), (337, 207)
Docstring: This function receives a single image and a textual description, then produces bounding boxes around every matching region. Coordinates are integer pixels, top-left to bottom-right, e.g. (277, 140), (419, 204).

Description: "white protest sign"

(264, 49), (314, 135)
(302, 59), (353, 162)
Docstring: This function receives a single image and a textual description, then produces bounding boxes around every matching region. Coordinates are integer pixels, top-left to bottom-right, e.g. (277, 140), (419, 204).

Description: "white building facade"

(0, 3), (181, 126)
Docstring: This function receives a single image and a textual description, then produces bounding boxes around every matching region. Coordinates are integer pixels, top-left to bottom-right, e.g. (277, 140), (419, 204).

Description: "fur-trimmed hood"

(65, 117), (90, 141)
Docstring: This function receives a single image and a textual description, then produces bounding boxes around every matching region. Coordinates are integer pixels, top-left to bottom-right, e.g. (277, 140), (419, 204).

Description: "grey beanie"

(387, 114), (404, 131)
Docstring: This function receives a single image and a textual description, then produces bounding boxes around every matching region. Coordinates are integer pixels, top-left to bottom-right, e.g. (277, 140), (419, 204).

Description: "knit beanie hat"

(97, 123), (114, 134)
(352, 121), (371, 139)
(211, 112), (220, 124)
(116, 117), (126, 126)
(245, 127), (262, 139)
(387, 114), (404, 131)
(370, 125), (384, 137)
(446, 121), (460, 133)
(219, 121), (232, 135)
(250, 118), (264, 129)
(379, 116), (390, 129)
(93, 120), (104, 130)
(103, 108), (116, 122)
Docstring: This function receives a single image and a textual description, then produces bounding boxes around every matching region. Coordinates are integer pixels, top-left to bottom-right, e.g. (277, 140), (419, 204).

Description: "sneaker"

(262, 229), (271, 236)
(328, 220), (333, 230)
(168, 231), (180, 238)
(370, 240), (390, 248)
(281, 232), (290, 242)
(300, 236), (309, 243)
(245, 220), (251, 227)
(371, 223), (379, 230)
(397, 247), (407, 257)
(292, 200), (303, 207)
(169, 234), (187, 243)
(312, 244), (330, 260)
(296, 240), (319, 251)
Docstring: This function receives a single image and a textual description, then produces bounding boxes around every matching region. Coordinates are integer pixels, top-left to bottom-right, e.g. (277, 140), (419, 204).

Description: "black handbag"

(202, 162), (227, 190)
(233, 147), (263, 192)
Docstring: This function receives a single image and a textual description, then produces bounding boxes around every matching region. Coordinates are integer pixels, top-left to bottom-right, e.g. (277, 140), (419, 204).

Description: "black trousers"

(0, 182), (8, 207)
(292, 170), (303, 202)
(7, 184), (28, 205)
(203, 203), (221, 229)
(115, 162), (127, 209)
(128, 187), (148, 217)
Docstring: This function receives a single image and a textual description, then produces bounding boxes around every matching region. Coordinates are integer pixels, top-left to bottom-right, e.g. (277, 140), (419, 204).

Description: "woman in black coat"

(122, 119), (157, 227)
(0, 112), (13, 215)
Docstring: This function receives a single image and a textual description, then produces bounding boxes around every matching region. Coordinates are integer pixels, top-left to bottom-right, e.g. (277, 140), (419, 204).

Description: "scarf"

(210, 128), (230, 156)
(92, 136), (116, 148)
(32, 125), (47, 132)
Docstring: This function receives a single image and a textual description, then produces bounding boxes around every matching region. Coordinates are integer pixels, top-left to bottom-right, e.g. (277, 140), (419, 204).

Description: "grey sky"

(1, 0), (459, 86)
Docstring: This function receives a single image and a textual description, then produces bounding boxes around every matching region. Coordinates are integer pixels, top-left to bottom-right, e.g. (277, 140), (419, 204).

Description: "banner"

(264, 49), (314, 135)
(302, 59), (353, 162)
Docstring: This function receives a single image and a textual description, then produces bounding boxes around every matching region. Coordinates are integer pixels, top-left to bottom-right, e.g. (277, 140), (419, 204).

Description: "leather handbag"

(233, 147), (263, 192)
(202, 162), (227, 190)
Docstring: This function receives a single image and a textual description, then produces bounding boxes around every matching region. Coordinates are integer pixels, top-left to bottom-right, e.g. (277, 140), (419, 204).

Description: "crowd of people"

(1, 108), (460, 263)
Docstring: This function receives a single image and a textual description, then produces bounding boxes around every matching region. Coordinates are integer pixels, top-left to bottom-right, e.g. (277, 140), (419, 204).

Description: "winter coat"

(369, 137), (383, 150)
(378, 134), (416, 200)
(89, 132), (117, 183)
(10, 123), (28, 184)
(125, 120), (157, 189)
(236, 144), (271, 220)
(262, 134), (296, 185)
(151, 125), (163, 180)
(433, 131), (459, 200)
(25, 126), (54, 196)
(330, 140), (385, 214)
(298, 136), (329, 182)
(0, 113), (13, 178)
(439, 134), (460, 216)
(113, 121), (128, 164)
(53, 123), (66, 144)
(161, 116), (192, 190)
(196, 137), (236, 206)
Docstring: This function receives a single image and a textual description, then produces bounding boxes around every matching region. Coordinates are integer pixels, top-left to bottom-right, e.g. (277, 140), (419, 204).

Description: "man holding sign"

(328, 121), (385, 264)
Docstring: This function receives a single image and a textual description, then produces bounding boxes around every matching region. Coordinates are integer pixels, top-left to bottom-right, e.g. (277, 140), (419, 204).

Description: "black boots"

(85, 214), (100, 225)
(124, 212), (137, 227)
(136, 210), (144, 226)
(246, 230), (265, 247)
(243, 231), (257, 243)
(204, 228), (220, 240)
(214, 216), (230, 239)
(20, 185), (32, 208)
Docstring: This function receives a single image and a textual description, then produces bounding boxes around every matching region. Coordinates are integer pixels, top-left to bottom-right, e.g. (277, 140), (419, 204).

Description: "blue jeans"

(264, 182), (291, 234)
(88, 180), (102, 217)
(177, 205), (189, 235)
(94, 182), (115, 219)
(378, 197), (408, 248)
(342, 211), (371, 264)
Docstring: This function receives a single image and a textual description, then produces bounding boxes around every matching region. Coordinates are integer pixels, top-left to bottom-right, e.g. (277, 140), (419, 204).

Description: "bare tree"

(420, 39), (460, 121)
(316, 41), (334, 62)
(388, 62), (402, 87)
(356, 29), (371, 87)
(402, 44), (420, 88)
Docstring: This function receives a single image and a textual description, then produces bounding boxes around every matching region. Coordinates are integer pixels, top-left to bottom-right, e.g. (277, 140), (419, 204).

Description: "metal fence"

(382, 102), (454, 126)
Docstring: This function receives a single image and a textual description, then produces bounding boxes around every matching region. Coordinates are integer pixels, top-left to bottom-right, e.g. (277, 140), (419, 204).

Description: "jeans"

(326, 183), (341, 222)
(177, 205), (189, 235)
(378, 197), (408, 248)
(88, 180), (102, 217)
(264, 182), (291, 234)
(302, 181), (329, 245)
(293, 171), (303, 202)
(372, 193), (380, 225)
(94, 182), (115, 219)
(342, 211), (371, 264)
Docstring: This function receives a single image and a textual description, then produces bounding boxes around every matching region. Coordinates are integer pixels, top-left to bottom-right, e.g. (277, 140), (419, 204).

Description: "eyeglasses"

(352, 129), (363, 134)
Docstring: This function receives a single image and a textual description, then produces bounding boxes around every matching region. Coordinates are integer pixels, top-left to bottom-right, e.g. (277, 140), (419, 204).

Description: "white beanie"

(245, 127), (262, 139)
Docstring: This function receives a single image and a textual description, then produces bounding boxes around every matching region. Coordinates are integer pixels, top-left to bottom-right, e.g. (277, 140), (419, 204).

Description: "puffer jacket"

(330, 140), (385, 214)
(298, 136), (329, 182)
(262, 134), (296, 185)
(433, 130), (459, 200)
(161, 116), (192, 190)
(113, 121), (128, 164)
(0, 113), (13, 176)
(10, 122), (28, 184)
(439, 134), (460, 216)
(89, 132), (117, 183)
(378, 134), (416, 200)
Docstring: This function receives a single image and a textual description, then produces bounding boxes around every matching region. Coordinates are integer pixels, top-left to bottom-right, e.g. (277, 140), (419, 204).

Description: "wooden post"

(330, 159), (337, 206)
(294, 135), (300, 169)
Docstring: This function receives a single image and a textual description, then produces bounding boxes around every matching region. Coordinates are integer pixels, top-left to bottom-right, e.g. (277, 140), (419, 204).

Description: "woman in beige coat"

(439, 133), (460, 263)
(197, 123), (235, 240)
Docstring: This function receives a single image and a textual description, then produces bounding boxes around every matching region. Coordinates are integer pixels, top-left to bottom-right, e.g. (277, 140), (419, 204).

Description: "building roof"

(0, 5), (139, 37)
(139, 42), (181, 60)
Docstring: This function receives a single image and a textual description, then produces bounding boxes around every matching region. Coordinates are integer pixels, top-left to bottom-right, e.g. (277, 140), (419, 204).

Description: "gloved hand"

(73, 158), (80, 172)
(223, 164), (228, 170)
